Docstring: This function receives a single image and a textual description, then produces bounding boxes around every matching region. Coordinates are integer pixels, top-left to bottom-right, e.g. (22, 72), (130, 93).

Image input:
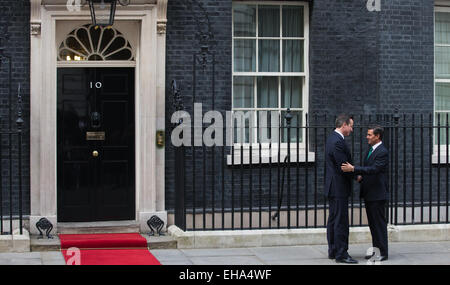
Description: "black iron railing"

(0, 26), (25, 235)
(172, 110), (450, 231)
(0, 129), (24, 235)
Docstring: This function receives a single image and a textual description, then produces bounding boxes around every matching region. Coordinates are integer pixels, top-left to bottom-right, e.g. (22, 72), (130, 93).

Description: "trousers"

(327, 197), (349, 259)
(365, 200), (388, 256)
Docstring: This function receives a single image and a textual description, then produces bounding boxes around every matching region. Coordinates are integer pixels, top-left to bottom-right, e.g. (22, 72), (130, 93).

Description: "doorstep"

(144, 235), (177, 249)
(30, 234), (177, 252)
(57, 221), (140, 234)
(30, 235), (61, 252)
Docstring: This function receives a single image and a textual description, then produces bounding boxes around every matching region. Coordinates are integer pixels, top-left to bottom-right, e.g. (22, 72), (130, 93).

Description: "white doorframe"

(29, 0), (167, 234)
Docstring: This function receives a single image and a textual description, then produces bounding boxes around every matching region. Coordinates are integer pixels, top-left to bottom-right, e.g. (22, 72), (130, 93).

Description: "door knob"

(92, 150), (99, 157)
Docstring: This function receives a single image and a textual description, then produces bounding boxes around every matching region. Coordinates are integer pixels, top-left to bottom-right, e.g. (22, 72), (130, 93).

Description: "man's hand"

(341, 162), (354, 172)
(357, 175), (363, 183)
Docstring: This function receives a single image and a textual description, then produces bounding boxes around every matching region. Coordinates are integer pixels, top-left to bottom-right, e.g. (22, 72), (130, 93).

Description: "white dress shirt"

(334, 129), (344, 140)
(371, 141), (382, 151)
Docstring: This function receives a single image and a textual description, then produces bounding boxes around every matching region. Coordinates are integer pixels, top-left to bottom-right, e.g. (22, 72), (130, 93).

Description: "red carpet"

(59, 233), (161, 265)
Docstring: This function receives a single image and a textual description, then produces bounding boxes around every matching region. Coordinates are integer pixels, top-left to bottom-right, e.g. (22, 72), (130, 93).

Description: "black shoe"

(365, 252), (375, 259)
(336, 256), (358, 264)
(328, 254), (335, 259)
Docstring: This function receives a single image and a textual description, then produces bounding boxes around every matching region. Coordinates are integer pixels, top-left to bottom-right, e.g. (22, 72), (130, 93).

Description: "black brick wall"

(378, 0), (434, 113)
(0, 0), (30, 218)
(309, 0), (434, 115)
(309, 0), (379, 115)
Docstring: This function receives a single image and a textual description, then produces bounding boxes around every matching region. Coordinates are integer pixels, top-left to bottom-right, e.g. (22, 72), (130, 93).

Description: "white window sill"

(432, 153), (450, 164)
(432, 147), (450, 164)
(227, 150), (315, 166)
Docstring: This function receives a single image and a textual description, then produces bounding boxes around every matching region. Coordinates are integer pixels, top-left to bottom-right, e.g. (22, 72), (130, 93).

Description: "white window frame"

(433, 6), (450, 163)
(230, 1), (312, 164)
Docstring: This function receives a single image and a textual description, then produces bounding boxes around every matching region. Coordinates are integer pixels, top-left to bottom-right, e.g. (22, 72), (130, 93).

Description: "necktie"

(367, 147), (373, 160)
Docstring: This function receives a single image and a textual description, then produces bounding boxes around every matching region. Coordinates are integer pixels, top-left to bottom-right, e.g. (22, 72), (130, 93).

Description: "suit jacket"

(325, 131), (354, 198)
(354, 143), (389, 201)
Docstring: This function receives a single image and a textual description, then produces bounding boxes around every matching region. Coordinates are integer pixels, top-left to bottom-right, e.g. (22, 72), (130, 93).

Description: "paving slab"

(150, 249), (189, 261)
(42, 260), (66, 265)
(439, 241), (450, 250)
(190, 256), (265, 265)
(160, 260), (194, 265)
(0, 252), (42, 260)
(181, 248), (255, 257)
(398, 253), (450, 265)
(388, 241), (449, 254)
(0, 258), (42, 265)
(41, 251), (66, 265)
(249, 246), (324, 261)
(269, 258), (336, 265)
(313, 244), (371, 259)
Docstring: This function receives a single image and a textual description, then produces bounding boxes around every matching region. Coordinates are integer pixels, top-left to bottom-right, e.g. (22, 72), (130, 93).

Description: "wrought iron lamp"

(87, 0), (130, 27)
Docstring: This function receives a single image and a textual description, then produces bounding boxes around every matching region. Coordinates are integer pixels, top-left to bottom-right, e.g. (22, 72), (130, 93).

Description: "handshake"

(341, 162), (363, 183)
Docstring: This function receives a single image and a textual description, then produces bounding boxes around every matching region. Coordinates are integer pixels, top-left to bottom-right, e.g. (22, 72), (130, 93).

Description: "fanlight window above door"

(58, 24), (134, 61)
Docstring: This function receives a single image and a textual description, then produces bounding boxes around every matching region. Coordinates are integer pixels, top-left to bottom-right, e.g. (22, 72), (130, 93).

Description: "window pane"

(283, 40), (303, 72)
(233, 76), (254, 108)
(59, 49), (87, 61)
(65, 36), (89, 56)
(436, 12), (450, 44)
(259, 40), (280, 72)
(283, 6), (304, 37)
(234, 39), (256, 72)
(281, 77), (302, 108)
(233, 110), (254, 143)
(435, 112), (450, 145)
(233, 4), (256, 37)
(257, 77), (278, 108)
(76, 28), (92, 53)
(282, 111), (302, 143)
(436, 83), (450, 111)
(257, 110), (276, 143)
(258, 5), (280, 37)
(436, 46), (450, 79)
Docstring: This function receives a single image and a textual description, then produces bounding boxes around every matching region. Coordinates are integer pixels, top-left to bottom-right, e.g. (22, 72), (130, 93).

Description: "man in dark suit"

(325, 114), (357, 264)
(341, 125), (389, 262)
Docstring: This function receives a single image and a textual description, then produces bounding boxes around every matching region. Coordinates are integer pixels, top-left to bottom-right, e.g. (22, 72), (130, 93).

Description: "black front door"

(57, 67), (135, 222)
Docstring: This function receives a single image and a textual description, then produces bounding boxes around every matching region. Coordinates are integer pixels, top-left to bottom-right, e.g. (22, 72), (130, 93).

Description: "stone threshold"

(27, 220), (177, 251)
(30, 234), (177, 252)
(57, 221), (140, 234)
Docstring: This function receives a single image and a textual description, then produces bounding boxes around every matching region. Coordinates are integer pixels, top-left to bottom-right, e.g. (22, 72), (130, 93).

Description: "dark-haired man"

(341, 126), (389, 262)
(325, 114), (357, 264)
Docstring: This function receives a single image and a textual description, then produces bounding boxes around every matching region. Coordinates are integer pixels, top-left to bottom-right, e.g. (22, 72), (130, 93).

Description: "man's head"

(366, 125), (383, 146)
(335, 114), (354, 136)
